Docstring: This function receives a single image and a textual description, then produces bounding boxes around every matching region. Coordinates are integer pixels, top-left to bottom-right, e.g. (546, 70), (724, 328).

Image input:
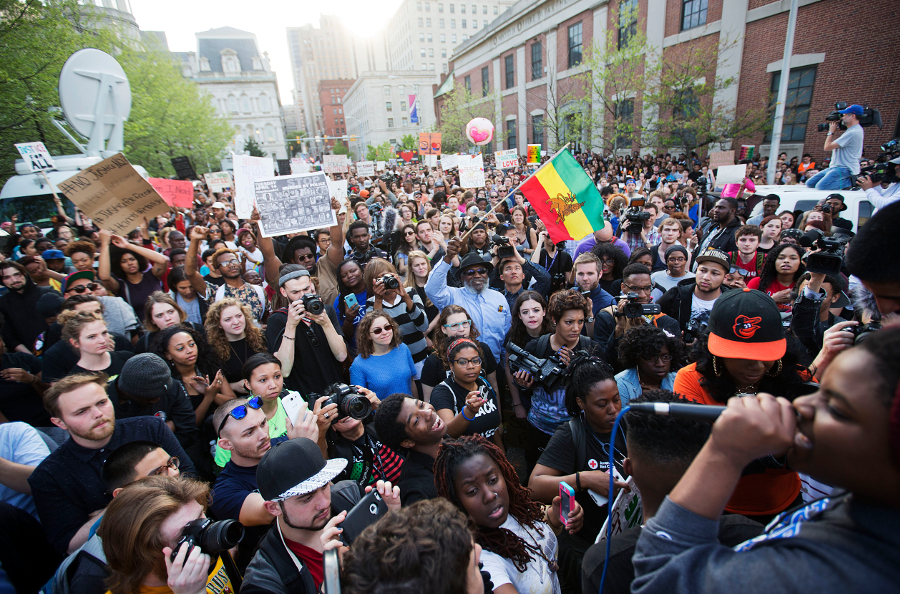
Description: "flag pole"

(459, 143), (570, 242)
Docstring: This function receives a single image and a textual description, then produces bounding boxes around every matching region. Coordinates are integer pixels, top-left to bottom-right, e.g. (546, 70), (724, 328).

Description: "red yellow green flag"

(521, 149), (604, 243)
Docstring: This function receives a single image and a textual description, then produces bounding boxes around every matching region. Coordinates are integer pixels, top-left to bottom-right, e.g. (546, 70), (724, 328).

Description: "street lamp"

(387, 75), (425, 128)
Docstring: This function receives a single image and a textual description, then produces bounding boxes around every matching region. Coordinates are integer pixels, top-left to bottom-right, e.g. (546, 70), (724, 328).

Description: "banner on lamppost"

(409, 94), (418, 124)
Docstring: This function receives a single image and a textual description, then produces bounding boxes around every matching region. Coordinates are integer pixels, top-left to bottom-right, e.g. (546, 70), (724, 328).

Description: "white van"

(746, 185), (874, 232)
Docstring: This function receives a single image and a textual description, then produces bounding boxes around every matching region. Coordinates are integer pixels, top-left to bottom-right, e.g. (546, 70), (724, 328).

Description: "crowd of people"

(0, 143), (899, 594)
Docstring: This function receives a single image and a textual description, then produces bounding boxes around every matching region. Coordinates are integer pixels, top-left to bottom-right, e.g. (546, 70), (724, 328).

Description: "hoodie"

(0, 275), (56, 351)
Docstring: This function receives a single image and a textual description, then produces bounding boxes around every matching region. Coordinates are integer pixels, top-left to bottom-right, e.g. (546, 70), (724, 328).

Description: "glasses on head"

(68, 282), (101, 294)
(371, 325), (393, 335)
(641, 354), (673, 363)
(442, 320), (472, 330)
(462, 267), (488, 277)
(217, 396), (263, 437)
(622, 283), (653, 294)
(149, 456), (181, 476)
(453, 357), (482, 368)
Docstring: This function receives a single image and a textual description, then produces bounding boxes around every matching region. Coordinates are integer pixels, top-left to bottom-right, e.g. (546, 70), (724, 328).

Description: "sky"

(129, 0), (404, 104)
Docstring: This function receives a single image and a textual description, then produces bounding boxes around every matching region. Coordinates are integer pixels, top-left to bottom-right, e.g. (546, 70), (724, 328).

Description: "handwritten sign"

(440, 153), (458, 170)
(459, 154), (485, 189)
(232, 153), (273, 217)
(715, 164), (748, 187)
(253, 172), (336, 237)
(709, 150), (735, 170)
(595, 476), (643, 544)
(376, 161), (386, 172)
(323, 155), (349, 174)
(290, 158), (309, 174)
(170, 156), (197, 180)
(15, 142), (55, 171)
(148, 178), (193, 208)
(326, 178), (348, 206)
(203, 171), (233, 193)
(495, 149), (518, 170)
(58, 153), (170, 236)
(357, 161), (375, 177)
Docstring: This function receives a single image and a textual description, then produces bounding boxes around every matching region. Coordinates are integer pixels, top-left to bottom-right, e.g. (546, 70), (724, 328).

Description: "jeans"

(805, 166), (852, 190)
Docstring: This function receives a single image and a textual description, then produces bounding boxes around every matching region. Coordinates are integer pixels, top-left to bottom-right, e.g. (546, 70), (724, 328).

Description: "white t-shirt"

(479, 516), (561, 594)
(690, 292), (716, 325)
(651, 270), (695, 301)
(830, 124), (864, 174)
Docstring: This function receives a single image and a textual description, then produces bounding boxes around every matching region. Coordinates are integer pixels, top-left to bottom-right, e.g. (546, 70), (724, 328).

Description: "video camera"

(614, 292), (662, 318)
(817, 102), (883, 132)
(309, 383), (372, 421)
(622, 197), (651, 234)
(170, 518), (244, 561)
(798, 228), (851, 275)
(301, 293), (325, 316)
(491, 234), (516, 259)
(506, 342), (569, 392)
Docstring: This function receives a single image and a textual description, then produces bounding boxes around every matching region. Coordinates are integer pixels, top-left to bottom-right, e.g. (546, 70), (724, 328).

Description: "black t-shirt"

(221, 337), (261, 384)
(266, 305), (344, 395)
(328, 425), (405, 492)
(411, 285), (439, 326)
(420, 341), (497, 388)
(538, 248), (574, 295)
(42, 333), (135, 383)
(204, 274), (226, 287)
(209, 460), (270, 571)
(430, 376), (501, 439)
(537, 417), (628, 544)
(0, 352), (52, 426)
(68, 351), (133, 382)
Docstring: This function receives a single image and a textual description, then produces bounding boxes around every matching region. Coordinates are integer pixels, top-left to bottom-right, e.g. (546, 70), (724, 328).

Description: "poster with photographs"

(253, 172), (336, 237)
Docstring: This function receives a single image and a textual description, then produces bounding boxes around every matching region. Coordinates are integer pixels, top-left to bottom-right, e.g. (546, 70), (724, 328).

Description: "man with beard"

(242, 438), (401, 594)
(694, 197), (740, 265)
(0, 260), (56, 354)
(27, 373), (195, 555)
(426, 238), (511, 363)
(571, 252), (615, 337)
(658, 249), (729, 338)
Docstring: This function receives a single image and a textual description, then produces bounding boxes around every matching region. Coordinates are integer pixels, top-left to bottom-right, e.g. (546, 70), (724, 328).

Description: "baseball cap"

(257, 438), (347, 501)
(42, 249), (65, 260)
(117, 354), (174, 399)
(825, 193), (845, 203)
(695, 248), (729, 272)
(62, 270), (95, 294)
(211, 201), (226, 209)
(708, 288), (786, 360)
(838, 104), (864, 115)
(359, 190), (370, 198)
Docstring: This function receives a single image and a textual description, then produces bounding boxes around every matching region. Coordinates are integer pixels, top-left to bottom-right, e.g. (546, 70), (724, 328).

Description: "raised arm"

(250, 207), (282, 287)
(97, 230), (120, 294)
(109, 225), (168, 279)
(185, 226), (211, 295)
(326, 197), (346, 268)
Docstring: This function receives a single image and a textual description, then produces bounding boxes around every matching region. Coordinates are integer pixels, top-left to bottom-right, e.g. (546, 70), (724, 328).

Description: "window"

(531, 42), (542, 80)
(417, 1), (422, 9)
(403, 117), (409, 126)
(493, 6), (498, 13)
(420, 33), (425, 42)
(484, 20), (487, 26)
(384, 85), (391, 96)
(451, 19), (455, 28)
(505, 54), (514, 89)
(441, 34), (446, 42)
(473, 20), (477, 28)
(390, 139), (397, 145)
(765, 66), (817, 142)
(227, 95), (238, 114)
(429, 48), (434, 57)
(266, 124), (275, 142)
(532, 114), (544, 147)
(461, 3), (465, 12)
(428, 33), (433, 41)
(472, 4), (476, 13)
(442, 48), (447, 57)
(388, 118), (395, 127)
(421, 48), (426, 57)
(682, 0), (708, 30)
(386, 102), (393, 111)
(567, 22), (582, 68)
(452, 34), (457, 42)
(463, 34), (468, 40)
(614, 99), (634, 148)
(422, 63), (428, 69)
(618, 0), (638, 49)
(440, 18), (445, 27)
(506, 120), (516, 149)
(483, 4), (487, 13)
(465, 75), (471, 92)
(425, 1), (430, 10)
(240, 95), (251, 113)
(418, 17), (424, 26)
(481, 66), (489, 96)
(430, 63), (436, 70)
(462, 19), (466, 28)
(672, 88), (700, 146)
(427, 18), (432, 26)
(439, 2), (443, 11)
(401, 101), (407, 111)
(450, 3), (454, 11)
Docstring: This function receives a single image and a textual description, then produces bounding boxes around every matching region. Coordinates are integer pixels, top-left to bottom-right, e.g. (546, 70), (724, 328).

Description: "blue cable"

(598, 405), (631, 594)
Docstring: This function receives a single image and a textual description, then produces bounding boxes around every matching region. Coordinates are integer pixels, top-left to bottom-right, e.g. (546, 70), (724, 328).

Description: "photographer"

(846, 200), (900, 319)
(805, 104), (864, 190)
(621, 203), (661, 251)
(858, 155), (900, 213)
(790, 271), (852, 359)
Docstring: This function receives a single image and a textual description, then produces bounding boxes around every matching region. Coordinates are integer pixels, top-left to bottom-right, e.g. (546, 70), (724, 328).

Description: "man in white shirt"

(859, 156), (900, 213)
(805, 104), (864, 190)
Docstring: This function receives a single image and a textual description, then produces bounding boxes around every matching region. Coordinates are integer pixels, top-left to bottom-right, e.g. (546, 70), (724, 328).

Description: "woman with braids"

(591, 242), (629, 294)
(333, 259), (367, 359)
(205, 298), (267, 394)
(434, 435), (584, 594)
(615, 324), (684, 404)
(674, 289), (810, 522)
(529, 355), (630, 593)
(504, 291), (553, 421)
(421, 305), (498, 403)
(747, 243), (805, 314)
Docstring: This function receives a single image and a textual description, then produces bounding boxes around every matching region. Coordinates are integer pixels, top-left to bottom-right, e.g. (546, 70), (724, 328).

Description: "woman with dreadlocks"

(435, 435), (584, 594)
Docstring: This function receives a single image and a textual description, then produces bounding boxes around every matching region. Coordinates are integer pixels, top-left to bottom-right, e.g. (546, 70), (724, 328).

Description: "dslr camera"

(615, 292), (662, 319)
(491, 234), (516, 259)
(169, 518), (244, 561)
(798, 228), (851, 275)
(379, 274), (399, 289)
(859, 160), (898, 185)
(844, 321), (882, 345)
(682, 319), (707, 343)
(301, 293), (325, 316)
(310, 383), (372, 420)
(506, 342), (568, 392)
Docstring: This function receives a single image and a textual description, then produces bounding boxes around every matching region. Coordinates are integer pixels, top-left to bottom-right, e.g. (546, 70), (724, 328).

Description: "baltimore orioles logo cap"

(708, 288), (786, 360)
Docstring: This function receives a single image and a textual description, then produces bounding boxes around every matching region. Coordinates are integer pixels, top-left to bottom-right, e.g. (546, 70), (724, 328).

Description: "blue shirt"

(210, 460), (260, 521)
(426, 258), (511, 364)
(614, 367), (677, 405)
(0, 422), (49, 517)
(350, 343), (417, 399)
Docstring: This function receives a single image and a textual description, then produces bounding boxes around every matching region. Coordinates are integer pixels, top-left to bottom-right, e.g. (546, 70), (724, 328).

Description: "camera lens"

(199, 520), (244, 555)
(342, 395), (371, 420)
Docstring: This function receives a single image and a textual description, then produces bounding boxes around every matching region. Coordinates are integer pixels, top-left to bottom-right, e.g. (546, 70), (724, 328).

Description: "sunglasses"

(371, 324), (393, 335)
(68, 282), (101, 294)
(149, 456), (180, 476)
(729, 267), (752, 276)
(405, 231), (415, 236)
(217, 396), (263, 437)
(462, 267), (488, 277)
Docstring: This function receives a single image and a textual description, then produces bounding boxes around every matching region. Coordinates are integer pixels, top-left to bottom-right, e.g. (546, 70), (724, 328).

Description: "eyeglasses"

(217, 396), (263, 437)
(67, 282), (101, 294)
(219, 259), (240, 268)
(462, 267), (488, 277)
(667, 257), (686, 263)
(442, 319), (472, 330)
(453, 357), (482, 367)
(149, 456), (181, 476)
(622, 283), (653, 294)
(641, 354), (673, 363)
(371, 325), (393, 335)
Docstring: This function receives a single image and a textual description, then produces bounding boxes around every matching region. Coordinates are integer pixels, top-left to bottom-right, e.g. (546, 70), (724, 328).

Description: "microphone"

(628, 402), (726, 423)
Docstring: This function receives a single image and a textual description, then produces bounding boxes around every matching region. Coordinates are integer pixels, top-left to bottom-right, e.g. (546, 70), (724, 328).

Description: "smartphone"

(282, 393), (309, 426)
(559, 481), (575, 526)
(344, 293), (359, 309)
(340, 490), (389, 545)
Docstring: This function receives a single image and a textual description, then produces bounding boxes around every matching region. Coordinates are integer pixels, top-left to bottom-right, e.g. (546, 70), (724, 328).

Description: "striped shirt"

(366, 292), (430, 365)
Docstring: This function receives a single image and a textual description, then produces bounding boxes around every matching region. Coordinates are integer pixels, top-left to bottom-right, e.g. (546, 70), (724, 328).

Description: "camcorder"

(379, 274), (399, 290)
(492, 234), (516, 259)
(817, 102), (882, 132)
(506, 342), (570, 392)
(622, 197), (649, 234)
(798, 228), (850, 275)
(614, 292), (662, 319)
(301, 293), (325, 316)
(169, 518), (244, 561)
(309, 383), (372, 421)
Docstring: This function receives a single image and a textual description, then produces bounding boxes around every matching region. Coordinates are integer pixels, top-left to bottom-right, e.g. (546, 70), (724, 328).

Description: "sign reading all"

(15, 142), (55, 171)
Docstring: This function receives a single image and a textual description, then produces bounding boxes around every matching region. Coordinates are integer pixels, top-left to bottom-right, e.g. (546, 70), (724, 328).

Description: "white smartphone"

(282, 392), (309, 425)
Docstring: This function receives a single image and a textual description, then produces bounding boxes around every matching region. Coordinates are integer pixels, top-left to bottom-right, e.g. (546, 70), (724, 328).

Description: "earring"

(713, 355), (723, 377)
(767, 359), (783, 377)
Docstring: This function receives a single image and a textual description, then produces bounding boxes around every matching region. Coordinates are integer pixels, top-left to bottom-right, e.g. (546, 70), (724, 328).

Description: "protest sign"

(326, 178), (348, 207)
(170, 156), (197, 180)
(232, 153), (273, 217)
(357, 161), (376, 177)
(418, 132), (442, 155)
(291, 158), (310, 174)
(740, 145), (755, 160)
(495, 149), (518, 170)
(595, 476), (643, 544)
(376, 161), (386, 172)
(715, 164), (748, 187)
(527, 145), (541, 165)
(709, 150), (735, 170)
(253, 172), (336, 237)
(323, 155), (349, 174)
(148, 178), (193, 208)
(388, 158), (398, 166)
(459, 154), (485, 189)
(423, 154), (438, 167)
(440, 153), (458, 170)
(58, 153), (169, 236)
(203, 171), (233, 193)
(15, 142), (55, 171)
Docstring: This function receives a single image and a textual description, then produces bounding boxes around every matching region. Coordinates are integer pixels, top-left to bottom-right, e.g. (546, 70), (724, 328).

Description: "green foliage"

(399, 134), (418, 151)
(243, 137), (267, 157)
(435, 85), (505, 154)
(331, 141), (350, 156)
(366, 141), (394, 161)
(287, 131), (308, 157)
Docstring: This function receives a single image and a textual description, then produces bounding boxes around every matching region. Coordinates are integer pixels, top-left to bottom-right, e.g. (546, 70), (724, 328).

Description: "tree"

(243, 138), (267, 157)
(287, 131), (308, 157)
(435, 84), (505, 154)
(399, 134), (418, 151)
(366, 141), (394, 162)
(523, 67), (586, 153)
(332, 141), (350, 156)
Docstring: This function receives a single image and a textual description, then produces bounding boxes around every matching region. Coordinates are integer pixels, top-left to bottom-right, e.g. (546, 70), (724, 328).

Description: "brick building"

(318, 80), (355, 151)
(438, 0), (899, 163)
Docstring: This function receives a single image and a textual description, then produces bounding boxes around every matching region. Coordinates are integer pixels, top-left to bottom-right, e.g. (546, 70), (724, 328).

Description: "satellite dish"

(58, 48), (131, 157)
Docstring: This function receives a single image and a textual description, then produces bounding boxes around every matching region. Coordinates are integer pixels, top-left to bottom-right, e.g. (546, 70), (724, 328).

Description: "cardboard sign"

(148, 178), (194, 208)
(715, 164), (748, 186)
(418, 132), (442, 155)
(527, 145), (541, 164)
(58, 153), (170, 236)
(709, 150), (735, 170)
(357, 161), (376, 177)
(291, 158), (311, 174)
(440, 153), (458, 170)
(459, 154), (485, 188)
(14, 142), (55, 171)
(323, 155), (349, 174)
(596, 476), (643, 544)
(495, 149), (518, 170)
(203, 171), (233, 193)
(253, 172), (336, 237)
(232, 153), (273, 217)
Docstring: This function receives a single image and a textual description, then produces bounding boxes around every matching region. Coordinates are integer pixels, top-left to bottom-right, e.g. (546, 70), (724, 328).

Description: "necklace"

(229, 338), (249, 363)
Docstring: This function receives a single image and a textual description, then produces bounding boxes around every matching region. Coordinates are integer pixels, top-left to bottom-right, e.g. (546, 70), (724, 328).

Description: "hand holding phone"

(282, 392), (309, 425)
(559, 481), (575, 527)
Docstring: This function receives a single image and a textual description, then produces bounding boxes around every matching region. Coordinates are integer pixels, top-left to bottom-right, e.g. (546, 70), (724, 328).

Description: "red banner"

(148, 178), (194, 208)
